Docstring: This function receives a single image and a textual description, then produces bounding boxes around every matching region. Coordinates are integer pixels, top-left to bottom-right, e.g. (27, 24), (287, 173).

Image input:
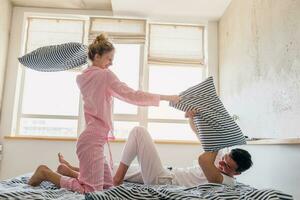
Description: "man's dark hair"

(230, 148), (253, 173)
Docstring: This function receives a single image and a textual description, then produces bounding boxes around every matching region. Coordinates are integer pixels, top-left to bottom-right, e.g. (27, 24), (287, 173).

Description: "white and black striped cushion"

(18, 42), (88, 72)
(170, 77), (246, 151)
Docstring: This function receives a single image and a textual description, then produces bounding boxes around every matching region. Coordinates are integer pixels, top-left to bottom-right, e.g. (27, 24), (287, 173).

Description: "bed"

(0, 174), (293, 200)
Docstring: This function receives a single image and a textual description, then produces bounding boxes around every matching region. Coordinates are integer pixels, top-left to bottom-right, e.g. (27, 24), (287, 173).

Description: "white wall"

(0, 0), (12, 178)
(0, 7), (218, 180)
(207, 21), (219, 93)
(1, 139), (201, 180)
(0, 0), (12, 114)
(237, 145), (300, 199)
(219, 0), (300, 198)
(219, 0), (300, 139)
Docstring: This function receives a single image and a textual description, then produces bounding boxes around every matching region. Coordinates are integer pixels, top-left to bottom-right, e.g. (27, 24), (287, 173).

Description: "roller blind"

(89, 17), (146, 44)
(148, 24), (204, 65)
(26, 18), (84, 52)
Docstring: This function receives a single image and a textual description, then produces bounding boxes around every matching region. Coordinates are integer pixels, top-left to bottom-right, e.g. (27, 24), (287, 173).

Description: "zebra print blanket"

(0, 174), (293, 200)
(86, 182), (293, 200)
(0, 174), (84, 200)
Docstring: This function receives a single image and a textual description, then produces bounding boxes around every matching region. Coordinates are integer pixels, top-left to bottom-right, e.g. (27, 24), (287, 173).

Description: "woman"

(28, 33), (180, 193)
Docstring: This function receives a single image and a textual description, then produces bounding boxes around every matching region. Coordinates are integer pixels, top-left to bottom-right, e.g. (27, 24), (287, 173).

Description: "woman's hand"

(160, 95), (181, 104)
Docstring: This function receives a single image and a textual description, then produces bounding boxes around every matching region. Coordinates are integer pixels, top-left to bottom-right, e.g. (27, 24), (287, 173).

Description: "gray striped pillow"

(170, 77), (246, 151)
(18, 42), (88, 72)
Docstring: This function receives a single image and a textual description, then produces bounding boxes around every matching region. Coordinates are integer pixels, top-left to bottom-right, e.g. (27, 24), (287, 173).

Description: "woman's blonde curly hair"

(88, 33), (114, 61)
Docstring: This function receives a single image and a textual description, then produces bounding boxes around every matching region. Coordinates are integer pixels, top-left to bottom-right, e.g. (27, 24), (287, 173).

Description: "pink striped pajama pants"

(60, 129), (113, 193)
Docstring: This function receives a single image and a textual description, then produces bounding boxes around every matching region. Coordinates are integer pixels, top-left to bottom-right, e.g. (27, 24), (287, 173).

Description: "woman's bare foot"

(57, 164), (71, 177)
(28, 165), (48, 186)
(58, 153), (70, 166)
(57, 164), (79, 178)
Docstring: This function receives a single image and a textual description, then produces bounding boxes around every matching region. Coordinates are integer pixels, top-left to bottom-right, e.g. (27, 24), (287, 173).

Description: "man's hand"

(185, 110), (198, 134)
(184, 110), (197, 118)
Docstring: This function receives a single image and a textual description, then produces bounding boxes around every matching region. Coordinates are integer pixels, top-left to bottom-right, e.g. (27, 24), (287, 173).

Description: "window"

(110, 44), (141, 115)
(16, 17), (206, 142)
(148, 65), (205, 120)
(111, 43), (143, 137)
(17, 18), (85, 137)
(19, 71), (80, 137)
(147, 65), (203, 141)
(147, 23), (205, 141)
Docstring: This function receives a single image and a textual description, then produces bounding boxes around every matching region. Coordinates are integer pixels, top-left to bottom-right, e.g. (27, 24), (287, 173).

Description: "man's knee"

(37, 165), (50, 173)
(129, 126), (149, 139)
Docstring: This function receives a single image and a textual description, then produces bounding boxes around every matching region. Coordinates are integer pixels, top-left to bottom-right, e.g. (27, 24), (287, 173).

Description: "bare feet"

(58, 153), (70, 167)
(28, 165), (48, 186)
(57, 164), (79, 178)
(56, 164), (71, 177)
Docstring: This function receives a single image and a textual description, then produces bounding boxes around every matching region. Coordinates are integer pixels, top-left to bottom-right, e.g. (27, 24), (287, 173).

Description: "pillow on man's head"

(18, 42), (88, 72)
(170, 77), (246, 151)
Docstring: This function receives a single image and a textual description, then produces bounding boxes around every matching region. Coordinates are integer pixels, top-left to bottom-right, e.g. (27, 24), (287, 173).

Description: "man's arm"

(198, 152), (223, 183)
(188, 116), (198, 134)
(185, 110), (198, 134)
(185, 111), (224, 184)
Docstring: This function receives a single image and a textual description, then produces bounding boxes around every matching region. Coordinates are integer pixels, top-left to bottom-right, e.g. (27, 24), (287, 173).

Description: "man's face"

(218, 153), (240, 177)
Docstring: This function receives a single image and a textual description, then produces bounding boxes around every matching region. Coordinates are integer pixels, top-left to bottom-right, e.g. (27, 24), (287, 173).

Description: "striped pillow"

(170, 77), (246, 151)
(18, 42), (88, 72)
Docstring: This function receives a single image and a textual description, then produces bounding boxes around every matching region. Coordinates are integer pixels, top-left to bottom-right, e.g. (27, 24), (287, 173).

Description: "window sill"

(246, 138), (300, 145)
(4, 135), (78, 142)
(5, 136), (300, 145)
(4, 136), (200, 145)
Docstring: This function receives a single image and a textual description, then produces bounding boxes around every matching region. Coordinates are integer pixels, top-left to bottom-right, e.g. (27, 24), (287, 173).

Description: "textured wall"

(219, 0), (300, 139)
(219, 0), (300, 198)
(0, 0), (12, 115)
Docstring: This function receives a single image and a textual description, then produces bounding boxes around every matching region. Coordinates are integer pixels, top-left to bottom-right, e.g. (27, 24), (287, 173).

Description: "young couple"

(29, 113), (252, 192)
(28, 33), (252, 193)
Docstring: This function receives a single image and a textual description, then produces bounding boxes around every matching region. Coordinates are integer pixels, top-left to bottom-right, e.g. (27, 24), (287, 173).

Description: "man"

(56, 111), (253, 187)
(186, 110), (253, 185)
